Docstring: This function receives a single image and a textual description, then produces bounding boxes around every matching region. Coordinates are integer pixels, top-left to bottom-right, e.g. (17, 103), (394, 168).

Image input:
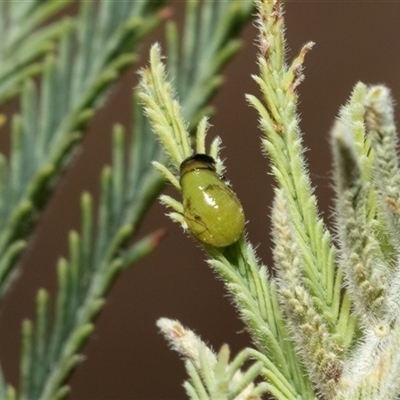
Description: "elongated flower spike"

(365, 86), (400, 241)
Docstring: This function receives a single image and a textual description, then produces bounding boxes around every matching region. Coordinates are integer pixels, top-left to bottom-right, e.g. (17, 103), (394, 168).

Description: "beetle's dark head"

(180, 154), (216, 177)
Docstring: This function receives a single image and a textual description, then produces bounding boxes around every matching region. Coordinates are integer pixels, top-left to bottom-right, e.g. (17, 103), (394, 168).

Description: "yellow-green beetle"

(180, 154), (245, 247)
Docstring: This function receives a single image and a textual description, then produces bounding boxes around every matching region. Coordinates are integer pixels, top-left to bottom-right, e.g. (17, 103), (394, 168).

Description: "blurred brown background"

(0, 1), (400, 399)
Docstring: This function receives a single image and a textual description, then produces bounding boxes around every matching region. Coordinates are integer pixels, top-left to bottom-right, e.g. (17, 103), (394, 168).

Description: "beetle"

(179, 153), (245, 247)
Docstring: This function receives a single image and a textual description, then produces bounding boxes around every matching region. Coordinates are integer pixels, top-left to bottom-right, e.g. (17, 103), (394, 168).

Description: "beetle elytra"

(180, 154), (245, 247)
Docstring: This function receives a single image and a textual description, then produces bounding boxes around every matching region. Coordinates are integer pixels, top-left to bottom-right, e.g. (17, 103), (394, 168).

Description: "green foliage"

(141, 0), (400, 399)
(0, 0), (254, 398)
(15, 125), (165, 399)
(0, 0), (168, 301)
(6, 0), (400, 398)
(0, 0), (73, 105)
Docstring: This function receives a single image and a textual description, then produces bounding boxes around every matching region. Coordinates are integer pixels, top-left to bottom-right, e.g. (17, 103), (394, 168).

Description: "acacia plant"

(0, 0), (253, 398)
(140, 0), (400, 399)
